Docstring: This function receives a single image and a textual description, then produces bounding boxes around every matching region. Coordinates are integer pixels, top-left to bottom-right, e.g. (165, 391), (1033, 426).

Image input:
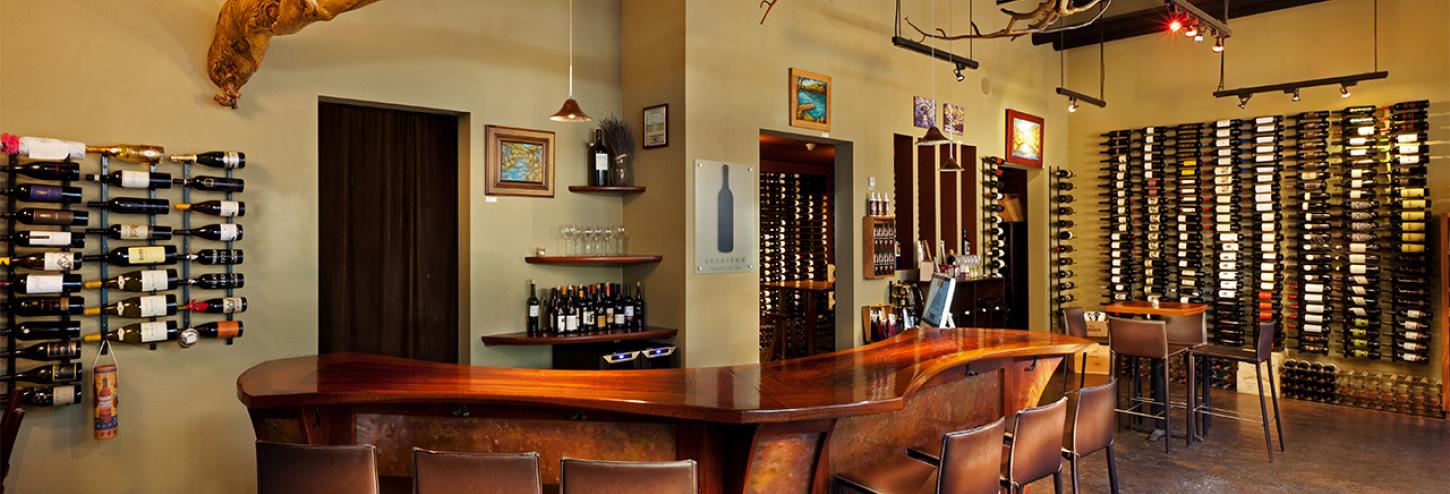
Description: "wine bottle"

(84, 170), (172, 189)
(188, 249), (243, 265)
(0, 184), (83, 204)
(87, 197), (169, 215)
(88, 245), (177, 266)
(82, 321), (179, 344)
(0, 296), (84, 316)
(527, 280), (540, 334)
(634, 282), (647, 329)
(176, 224), (243, 241)
(590, 129), (609, 187)
(0, 320), (81, 341)
(0, 274), (82, 294)
(185, 296), (246, 314)
(1, 340), (80, 361)
(83, 269), (179, 292)
(175, 200), (245, 217)
(169, 151), (246, 169)
(84, 294), (177, 318)
(86, 144), (164, 163)
(1, 384), (81, 407)
(86, 224), (174, 241)
(193, 320), (244, 339)
(0, 362), (81, 384)
(173, 176), (244, 193)
(2, 162), (80, 182)
(188, 273), (244, 289)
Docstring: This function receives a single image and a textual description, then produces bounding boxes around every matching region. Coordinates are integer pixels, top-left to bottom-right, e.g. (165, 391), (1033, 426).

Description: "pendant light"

(549, 0), (591, 122)
(937, 0), (963, 174)
(917, 0), (949, 148)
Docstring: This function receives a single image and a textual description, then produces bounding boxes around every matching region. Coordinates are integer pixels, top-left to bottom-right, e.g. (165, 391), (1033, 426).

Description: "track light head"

(1212, 37), (1225, 53)
(955, 67), (965, 82)
(1068, 98), (1078, 113)
(1292, 88), (1301, 102)
(1238, 94), (1251, 109)
(1340, 84), (1352, 98)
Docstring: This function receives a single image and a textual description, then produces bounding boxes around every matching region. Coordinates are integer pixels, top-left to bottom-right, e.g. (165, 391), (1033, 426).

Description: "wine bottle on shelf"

(84, 170), (173, 189)
(0, 320), (81, 341)
(188, 273), (244, 289)
(185, 296), (246, 314)
(590, 129), (609, 187)
(1, 162), (81, 182)
(0, 296), (84, 316)
(0, 362), (81, 384)
(82, 321), (180, 345)
(0, 184), (83, 204)
(0, 340), (81, 361)
(83, 269), (179, 292)
(84, 294), (178, 318)
(169, 151), (246, 169)
(86, 144), (164, 163)
(176, 224), (243, 241)
(0, 384), (81, 407)
(193, 321), (244, 339)
(527, 280), (541, 334)
(175, 200), (245, 217)
(88, 224), (174, 241)
(187, 249), (244, 265)
(634, 282), (647, 330)
(86, 245), (177, 266)
(0, 274), (83, 294)
(87, 197), (169, 215)
(172, 176), (245, 193)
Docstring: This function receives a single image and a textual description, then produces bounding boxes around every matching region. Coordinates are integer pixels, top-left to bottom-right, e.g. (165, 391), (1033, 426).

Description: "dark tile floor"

(1033, 374), (1450, 493)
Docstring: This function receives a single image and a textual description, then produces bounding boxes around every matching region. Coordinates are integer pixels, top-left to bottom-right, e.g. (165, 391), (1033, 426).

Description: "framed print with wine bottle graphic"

(485, 125), (555, 197)
(1005, 109), (1044, 168)
(788, 68), (831, 132)
(694, 160), (757, 274)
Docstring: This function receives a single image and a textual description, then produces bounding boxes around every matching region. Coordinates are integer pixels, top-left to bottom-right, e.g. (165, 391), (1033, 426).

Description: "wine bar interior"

(1, 0), (1448, 493)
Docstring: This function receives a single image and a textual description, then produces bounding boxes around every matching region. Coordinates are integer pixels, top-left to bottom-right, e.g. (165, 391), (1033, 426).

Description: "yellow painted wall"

(0, 0), (622, 492)
(1063, 0), (1450, 378)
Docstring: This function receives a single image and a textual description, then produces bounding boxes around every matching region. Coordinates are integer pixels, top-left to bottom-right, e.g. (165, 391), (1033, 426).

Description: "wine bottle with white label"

(83, 294), (177, 318)
(590, 129), (609, 187)
(176, 224), (243, 242)
(2, 231), (85, 248)
(0, 252), (81, 271)
(175, 200), (245, 217)
(84, 170), (172, 189)
(0, 384), (81, 407)
(88, 245), (177, 266)
(84, 269), (179, 292)
(169, 151), (246, 169)
(86, 224), (174, 241)
(185, 296), (247, 314)
(0, 274), (82, 294)
(82, 321), (179, 344)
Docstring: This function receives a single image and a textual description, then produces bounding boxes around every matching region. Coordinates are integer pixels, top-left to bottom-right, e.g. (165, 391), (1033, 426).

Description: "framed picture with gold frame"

(1005, 109), (1044, 168)
(788, 68), (831, 132)
(485, 125), (555, 197)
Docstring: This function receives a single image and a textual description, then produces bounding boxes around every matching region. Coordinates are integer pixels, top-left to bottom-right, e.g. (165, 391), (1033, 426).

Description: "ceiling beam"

(1033, 0), (1332, 50)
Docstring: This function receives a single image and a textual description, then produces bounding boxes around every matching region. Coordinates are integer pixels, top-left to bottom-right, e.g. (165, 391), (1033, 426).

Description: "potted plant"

(599, 115), (634, 186)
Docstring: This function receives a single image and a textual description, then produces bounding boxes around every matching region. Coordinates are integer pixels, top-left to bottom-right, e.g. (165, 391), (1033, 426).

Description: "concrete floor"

(1033, 374), (1450, 493)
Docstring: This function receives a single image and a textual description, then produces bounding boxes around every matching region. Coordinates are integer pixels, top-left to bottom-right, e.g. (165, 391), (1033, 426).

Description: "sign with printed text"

(694, 160), (757, 274)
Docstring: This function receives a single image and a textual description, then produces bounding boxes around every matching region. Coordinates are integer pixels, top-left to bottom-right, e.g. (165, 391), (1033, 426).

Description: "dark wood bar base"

(240, 328), (1088, 493)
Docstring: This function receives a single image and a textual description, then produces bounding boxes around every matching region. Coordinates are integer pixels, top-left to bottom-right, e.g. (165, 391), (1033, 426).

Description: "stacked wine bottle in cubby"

(980, 157), (1005, 278)
(0, 136), (247, 409)
(1098, 130), (1135, 304)
(1280, 359), (1444, 417)
(1049, 166), (1075, 332)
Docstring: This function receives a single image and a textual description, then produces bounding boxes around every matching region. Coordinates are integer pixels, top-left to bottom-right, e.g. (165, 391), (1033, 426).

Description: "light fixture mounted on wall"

(1215, 0), (1386, 108)
(549, 0), (591, 122)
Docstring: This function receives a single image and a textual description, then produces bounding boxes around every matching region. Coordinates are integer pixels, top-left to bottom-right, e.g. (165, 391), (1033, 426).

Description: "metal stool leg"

(1267, 359), (1285, 452)
(1069, 455), (1081, 494)
(1162, 361), (1171, 454)
(1053, 470), (1064, 494)
(1106, 445), (1120, 494)
(1186, 353), (1195, 448)
(1254, 362), (1273, 462)
(1078, 352), (1087, 389)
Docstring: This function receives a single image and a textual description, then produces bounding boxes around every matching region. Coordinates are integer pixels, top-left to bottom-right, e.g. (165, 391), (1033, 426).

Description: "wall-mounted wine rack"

(1, 137), (246, 410)
(980, 157), (1005, 278)
(1048, 165), (1075, 333)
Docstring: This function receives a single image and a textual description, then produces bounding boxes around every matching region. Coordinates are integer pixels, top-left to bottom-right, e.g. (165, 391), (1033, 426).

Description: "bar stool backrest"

(1255, 322), (1277, 363)
(936, 416), (1006, 494)
(560, 458), (697, 494)
(1163, 312), (1206, 346)
(1061, 307), (1088, 338)
(256, 441), (379, 494)
(1006, 396), (1068, 486)
(1069, 380), (1118, 456)
(1108, 317), (1168, 359)
(413, 449), (542, 494)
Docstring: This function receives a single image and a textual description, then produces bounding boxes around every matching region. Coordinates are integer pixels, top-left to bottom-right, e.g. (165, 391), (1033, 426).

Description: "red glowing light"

(1169, 19), (1183, 32)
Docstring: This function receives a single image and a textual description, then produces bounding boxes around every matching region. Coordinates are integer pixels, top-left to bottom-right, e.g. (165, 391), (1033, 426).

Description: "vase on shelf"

(609, 153), (632, 187)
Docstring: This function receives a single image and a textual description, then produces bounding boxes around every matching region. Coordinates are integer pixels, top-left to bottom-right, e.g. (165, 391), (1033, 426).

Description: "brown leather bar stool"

(1188, 321), (1284, 462)
(255, 441), (379, 494)
(1108, 317), (1191, 453)
(908, 398), (1069, 494)
(560, 458), (697, 494)
(413, 449), (542, 494)
(1062, 380), (1119, 494)
(1061, 307), (1107, 390)
(834, 417), (1005, 494)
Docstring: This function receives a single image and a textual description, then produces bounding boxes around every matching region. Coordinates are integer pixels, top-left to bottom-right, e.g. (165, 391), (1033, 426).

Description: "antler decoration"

(206, 0), (384, 108)
(906, 0), (1105, 41)
(759, 0), (779, 24)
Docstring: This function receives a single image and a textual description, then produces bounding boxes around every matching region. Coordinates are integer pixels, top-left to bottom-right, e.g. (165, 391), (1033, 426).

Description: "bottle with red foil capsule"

(185, 296), (247, 314)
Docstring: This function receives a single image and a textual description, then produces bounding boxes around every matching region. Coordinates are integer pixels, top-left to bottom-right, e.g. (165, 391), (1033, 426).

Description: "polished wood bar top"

(239, 328), (1091, 424)
(1104, 300), (1207, 317)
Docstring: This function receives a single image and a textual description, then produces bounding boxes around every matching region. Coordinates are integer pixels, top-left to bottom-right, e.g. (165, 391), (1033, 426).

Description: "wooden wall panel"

(917, 145), (937, 257)
(938, 144), (959, 254)
(959, 145), (979, 255)
(893, 134), (915, 267)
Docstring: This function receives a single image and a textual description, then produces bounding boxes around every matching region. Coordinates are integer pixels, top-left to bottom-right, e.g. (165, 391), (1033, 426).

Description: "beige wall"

(1063, 0), (1450, 378)
(677, 0), (1069, 365)
(0, 0), (622, 492)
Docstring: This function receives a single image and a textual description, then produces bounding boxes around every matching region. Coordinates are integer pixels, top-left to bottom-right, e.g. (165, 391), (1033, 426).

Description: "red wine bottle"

(186, 296), (246, 314)
(1, 384), (81, 407)
(86, 224), (174, 241)
(0, 184), (83, 203)
(1, 340), (80, 361)
(0, 362), (82, 384)
(176, 224), (243, 241)
(188, 273), (244, 289)
(84, 170), (172, 189)
(87, 197), (169, 215)
(0, 297), (84, 317)
(0, 320), (81, 341)
(2, 208), (88, 226)
(1, 162), (80, 181)
(169, 151), (245, 169)
(2, 231), (85, 248)
(187, 249), (243, 265)
(175, 200), (245, 217)
(173, 176), (244, 193)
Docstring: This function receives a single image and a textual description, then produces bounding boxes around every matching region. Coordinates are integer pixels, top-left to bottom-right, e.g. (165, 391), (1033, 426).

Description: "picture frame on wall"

(643, 104), (669, 148)
(1005, 109), (1044, 168)
(485, 125), (555, 197)
(788, 68), (831, 132)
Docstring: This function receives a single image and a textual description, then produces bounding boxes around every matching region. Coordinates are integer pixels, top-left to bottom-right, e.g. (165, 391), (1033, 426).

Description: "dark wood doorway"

(318, 101), (460, 363)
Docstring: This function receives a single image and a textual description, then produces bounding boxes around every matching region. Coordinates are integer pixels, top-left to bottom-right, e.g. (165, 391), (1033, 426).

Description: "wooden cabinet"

(864, 215), (897, 279)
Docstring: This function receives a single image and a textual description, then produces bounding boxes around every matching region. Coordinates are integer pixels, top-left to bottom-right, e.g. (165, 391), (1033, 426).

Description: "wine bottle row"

(980, 157), (1006, 278)
(528, 281), (647, 335)
(1280, 359), (1443, 417)
(1049, 165), (1075, 331)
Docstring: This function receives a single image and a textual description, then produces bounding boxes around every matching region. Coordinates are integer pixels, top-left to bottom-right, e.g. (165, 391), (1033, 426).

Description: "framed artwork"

(913, 96), (935, 129)
(942, 103), (965, 137)
(643, 104), (669, 148)
(1005, 109), (1044, 168)
(789, 68), (831, 131)
(485, 125), (555, 197)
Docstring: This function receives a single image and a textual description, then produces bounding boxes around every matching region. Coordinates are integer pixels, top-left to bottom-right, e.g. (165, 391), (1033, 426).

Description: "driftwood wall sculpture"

(206, 0), (383, 108)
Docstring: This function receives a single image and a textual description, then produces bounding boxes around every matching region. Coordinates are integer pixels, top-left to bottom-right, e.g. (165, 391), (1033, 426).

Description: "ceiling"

(759, 134), (836, 167)
(1031, 0), (1332, 50)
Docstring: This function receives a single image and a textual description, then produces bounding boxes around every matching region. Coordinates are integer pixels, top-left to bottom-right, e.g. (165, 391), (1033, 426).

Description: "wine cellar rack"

(980, 157), (1005, 278)
(2, 138), (246, 410)
(758, 171), (833, 357)
(1049, 165), (1075, 333)
(863, 215), (897, 280)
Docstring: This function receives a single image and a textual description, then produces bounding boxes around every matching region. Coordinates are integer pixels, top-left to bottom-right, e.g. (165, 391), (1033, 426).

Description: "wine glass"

(617, 225), (629, 255)
(559, 225), (575, 257)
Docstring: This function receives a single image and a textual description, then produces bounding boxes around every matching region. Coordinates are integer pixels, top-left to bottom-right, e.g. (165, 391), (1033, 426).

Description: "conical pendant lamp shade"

(916, 125), (951, 146)
(549, 98), (592, 122)
(940, 147), (964, 173)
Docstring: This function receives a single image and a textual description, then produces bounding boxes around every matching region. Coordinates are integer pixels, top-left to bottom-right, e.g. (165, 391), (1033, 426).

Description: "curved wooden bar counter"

(239, 328), (1092, 493)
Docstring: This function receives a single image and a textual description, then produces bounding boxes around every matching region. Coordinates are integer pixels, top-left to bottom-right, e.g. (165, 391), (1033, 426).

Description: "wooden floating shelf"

(525, 255), (662, 265)
(568, 185), (646, 194)
(481, 327), (679, 346)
